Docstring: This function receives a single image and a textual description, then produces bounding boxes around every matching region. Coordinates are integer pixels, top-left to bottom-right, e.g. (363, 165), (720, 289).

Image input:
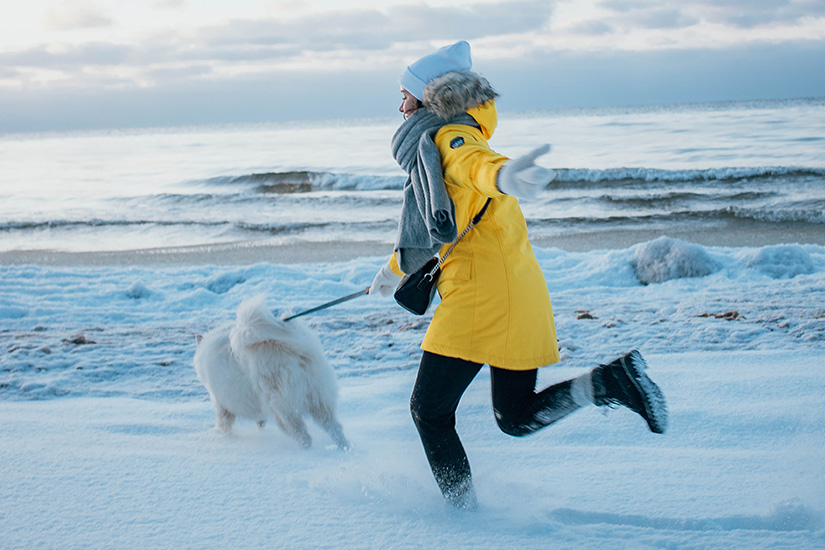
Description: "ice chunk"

(126, 281), (152, 299)
(744, 245), (814, 279)
(631, 236), (719, 285)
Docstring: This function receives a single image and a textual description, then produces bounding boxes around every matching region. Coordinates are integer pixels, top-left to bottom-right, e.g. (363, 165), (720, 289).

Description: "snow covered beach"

(2, 239), (824, 549)
(2, 98), (824, 548)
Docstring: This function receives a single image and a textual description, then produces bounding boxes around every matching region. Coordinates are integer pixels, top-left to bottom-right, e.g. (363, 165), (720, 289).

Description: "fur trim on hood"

(422, 71), (498, 120)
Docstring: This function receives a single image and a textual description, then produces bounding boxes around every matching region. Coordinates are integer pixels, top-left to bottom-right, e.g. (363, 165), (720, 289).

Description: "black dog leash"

(282, 287), (370, 321)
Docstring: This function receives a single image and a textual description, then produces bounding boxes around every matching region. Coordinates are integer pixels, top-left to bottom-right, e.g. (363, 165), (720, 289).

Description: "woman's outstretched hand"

(369, 263), (403, 297)
(496, 144), (556, 200)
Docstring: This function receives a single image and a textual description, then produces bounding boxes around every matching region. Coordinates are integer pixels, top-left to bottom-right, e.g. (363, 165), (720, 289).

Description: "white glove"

(497, 144), (556, 200)
(369, 263), (403, 297)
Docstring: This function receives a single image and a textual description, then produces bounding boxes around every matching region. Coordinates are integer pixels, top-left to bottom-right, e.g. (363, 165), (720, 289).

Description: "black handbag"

(393, 257), (441, 315)
(394, 198), (491, 315)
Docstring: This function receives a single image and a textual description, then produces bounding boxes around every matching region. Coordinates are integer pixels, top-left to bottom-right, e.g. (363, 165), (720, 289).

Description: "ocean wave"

(0, 218), (398, 235)
(120, 190), (400, 210)
(4, 202), (822, 236)
(0, 219), (229, 231)
(595, 190), (778, 207)
(205, 171), (404, 192)
(554, 166), (825, 184)
(727, 205), (825, 224)
(200, 166), (824, 194)
(528, 206), (825, 226)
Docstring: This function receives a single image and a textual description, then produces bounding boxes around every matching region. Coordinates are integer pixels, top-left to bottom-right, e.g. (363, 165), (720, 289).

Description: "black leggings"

(410, 351), (580, 499)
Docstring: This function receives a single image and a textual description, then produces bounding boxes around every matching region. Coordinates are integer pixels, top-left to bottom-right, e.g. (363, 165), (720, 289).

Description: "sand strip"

(1, 221), (823, 267)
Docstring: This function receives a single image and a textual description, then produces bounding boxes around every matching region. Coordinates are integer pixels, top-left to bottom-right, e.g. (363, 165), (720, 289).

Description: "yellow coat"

(391, 100), (560, 370)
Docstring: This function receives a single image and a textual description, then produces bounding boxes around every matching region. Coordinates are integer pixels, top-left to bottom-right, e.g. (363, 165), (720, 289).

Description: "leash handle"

(281, 287), (369, 321)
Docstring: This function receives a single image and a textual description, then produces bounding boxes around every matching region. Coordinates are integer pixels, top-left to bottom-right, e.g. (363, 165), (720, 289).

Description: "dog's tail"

(230, 294), (339, 411)
(229, 295), (286, 350)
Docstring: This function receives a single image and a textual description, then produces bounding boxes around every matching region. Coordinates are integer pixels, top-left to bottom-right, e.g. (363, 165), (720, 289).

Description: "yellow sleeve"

(389, 252), (405, 276)
(435, 125), (510, 197)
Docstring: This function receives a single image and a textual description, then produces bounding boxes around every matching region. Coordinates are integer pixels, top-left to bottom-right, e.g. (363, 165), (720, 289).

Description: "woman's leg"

(490, 367), (586, 437)
(491, 350), (669, 437)
(410, 351), (482, 508)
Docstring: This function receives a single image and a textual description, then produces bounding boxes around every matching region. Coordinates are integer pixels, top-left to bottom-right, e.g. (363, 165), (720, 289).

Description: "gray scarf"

(391, 108), (479, 274)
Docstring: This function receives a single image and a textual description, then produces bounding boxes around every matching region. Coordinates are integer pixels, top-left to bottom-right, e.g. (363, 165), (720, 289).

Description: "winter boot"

(591, 350), (668, 434)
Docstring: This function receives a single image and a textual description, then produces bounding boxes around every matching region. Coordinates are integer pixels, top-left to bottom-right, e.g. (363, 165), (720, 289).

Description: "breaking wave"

(200, 166), (825, 192)
(553, 166), (825, 185)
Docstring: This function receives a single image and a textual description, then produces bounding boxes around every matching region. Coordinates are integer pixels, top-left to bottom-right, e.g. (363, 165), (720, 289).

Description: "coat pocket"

(441, 253), (473, 282)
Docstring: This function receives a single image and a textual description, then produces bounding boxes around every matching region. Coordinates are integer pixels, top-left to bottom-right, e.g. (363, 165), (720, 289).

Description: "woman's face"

(399, 89), (421, 119)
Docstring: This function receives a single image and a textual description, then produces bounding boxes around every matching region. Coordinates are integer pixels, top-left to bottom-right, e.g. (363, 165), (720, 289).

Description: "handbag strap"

(427, 197), (492, 277)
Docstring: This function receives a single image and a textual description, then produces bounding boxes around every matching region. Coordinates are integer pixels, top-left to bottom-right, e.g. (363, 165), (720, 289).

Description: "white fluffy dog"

(194, 295), (349, 450)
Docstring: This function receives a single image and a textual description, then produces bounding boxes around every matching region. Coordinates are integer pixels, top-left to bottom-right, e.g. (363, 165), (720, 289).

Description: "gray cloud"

(696, 0), (825, 28)
(143, 64), (216, 84)
(599, 1), (699, 30)
(568, 20), (615, 35)
(3, 40), (823, 133)
(44, 4), (113, 31)
(636, 7), (698, 29)
(599, 0), (823, 31)
(198, 0), (555, 52)
(388, 1), (555, 38)
(8, 0), (822, 78)
(575, 0), (699, 35)
(2, 0), (823, 134)
(3, 0), (556, 79)
(0, 43), (134, 69)
(486, 40), (825, 109)
(0, 67), (21, 79)
(601, 0), (660, 13)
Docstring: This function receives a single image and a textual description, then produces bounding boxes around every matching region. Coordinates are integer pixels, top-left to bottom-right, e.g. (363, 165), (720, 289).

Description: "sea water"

(0, 97), (823, 254)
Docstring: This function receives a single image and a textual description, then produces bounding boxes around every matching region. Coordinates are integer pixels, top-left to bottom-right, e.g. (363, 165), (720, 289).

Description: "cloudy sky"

(1, 0), (824, 132)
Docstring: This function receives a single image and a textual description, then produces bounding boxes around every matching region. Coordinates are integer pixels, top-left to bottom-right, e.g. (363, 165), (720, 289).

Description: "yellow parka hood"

(423, 70), (498, 140)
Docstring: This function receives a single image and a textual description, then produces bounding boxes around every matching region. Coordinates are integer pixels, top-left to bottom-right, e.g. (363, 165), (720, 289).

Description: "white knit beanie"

(400, 41), (472, 100)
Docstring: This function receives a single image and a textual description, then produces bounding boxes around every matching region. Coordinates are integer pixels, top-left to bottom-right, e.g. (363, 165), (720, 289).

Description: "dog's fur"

(193, 295), (349, 450)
